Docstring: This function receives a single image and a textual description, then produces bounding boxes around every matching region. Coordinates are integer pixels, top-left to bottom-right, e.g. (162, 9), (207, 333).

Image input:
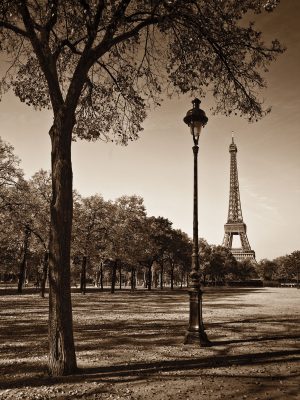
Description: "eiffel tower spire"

(227, 134), (243, 223)
(222, 137), (256, 262)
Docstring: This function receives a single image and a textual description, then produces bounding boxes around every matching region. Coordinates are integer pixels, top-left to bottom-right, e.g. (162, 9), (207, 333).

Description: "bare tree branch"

(0, 20), (29, 37)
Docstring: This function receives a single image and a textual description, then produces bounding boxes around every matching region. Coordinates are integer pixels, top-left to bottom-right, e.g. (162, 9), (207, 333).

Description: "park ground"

(0, 287), (299, 400)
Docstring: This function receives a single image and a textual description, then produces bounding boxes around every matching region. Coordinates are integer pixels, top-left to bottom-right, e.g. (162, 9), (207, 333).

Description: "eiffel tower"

(222, 136), (256, 262)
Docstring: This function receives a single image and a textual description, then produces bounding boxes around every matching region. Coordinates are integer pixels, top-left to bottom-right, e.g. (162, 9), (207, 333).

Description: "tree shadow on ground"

(0, 348), (299, 390)
(80, 348), (300, 378)
(211, 333), (300, 346)
(1, 287), (299, 397)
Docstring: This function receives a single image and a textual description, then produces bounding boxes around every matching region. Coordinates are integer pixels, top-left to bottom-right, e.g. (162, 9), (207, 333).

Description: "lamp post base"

(184, 288), (212, 347)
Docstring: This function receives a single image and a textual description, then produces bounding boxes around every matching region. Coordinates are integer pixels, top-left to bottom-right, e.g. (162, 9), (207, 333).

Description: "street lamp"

(183, 98), (211, 346)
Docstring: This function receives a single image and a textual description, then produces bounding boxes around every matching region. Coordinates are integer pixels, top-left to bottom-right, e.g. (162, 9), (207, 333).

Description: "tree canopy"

(1, 0), (284, 144)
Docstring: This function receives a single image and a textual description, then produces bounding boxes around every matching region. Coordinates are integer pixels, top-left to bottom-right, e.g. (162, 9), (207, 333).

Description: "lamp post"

(183, 98), (211, 346)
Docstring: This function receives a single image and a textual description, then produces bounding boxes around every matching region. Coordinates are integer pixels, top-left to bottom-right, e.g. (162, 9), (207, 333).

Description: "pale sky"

(1, 0), (299, 261)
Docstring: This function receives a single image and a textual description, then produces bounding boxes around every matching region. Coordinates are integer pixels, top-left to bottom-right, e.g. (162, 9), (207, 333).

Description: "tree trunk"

(130, 267), (135, 291)
(80, 255), (87, 294)
(111, 260), (117, 294)
(180, 270), (184, 288)
(100, 262), (103, 290)
(18, 225), (31, 294)
(40, 250), (49, 298)
(154, 270), (159, 288)
(135, 268), (138, 288)
(170, 266), (174, 290)
(119, 264), (122, 290)
(134, 268), (136, 290)
(48, 114), (77, 376)
(160, 262), (164, 290)
(95, 269), (100, 287)
(147, 264), (152, 291)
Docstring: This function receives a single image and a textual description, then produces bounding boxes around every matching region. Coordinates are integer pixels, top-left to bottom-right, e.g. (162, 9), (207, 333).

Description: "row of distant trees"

(0, 137), (191, 293)
(256, 253), (300, 284)
(1, 136), (299, 294)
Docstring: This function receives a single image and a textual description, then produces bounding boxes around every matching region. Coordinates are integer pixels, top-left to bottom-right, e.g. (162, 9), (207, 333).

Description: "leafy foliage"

(0, 136), (23, 212)
(1, 0), (284, 145)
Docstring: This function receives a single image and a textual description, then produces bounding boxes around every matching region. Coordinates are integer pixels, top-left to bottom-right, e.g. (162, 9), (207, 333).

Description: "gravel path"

(0, 287), (299, 399)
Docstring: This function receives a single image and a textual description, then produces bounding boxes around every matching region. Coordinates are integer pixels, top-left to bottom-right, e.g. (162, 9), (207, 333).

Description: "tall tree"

(165, 229), (191, 289)
(0, 136), (23, 210)
(148, 217), (173, 290)
(236, 259), (258, 281)
(4, 171), (51, 292)
(256, 258), (278, 281)
(29, 170), (52, 297)
(199, 238), (211, 285)
(209, 245), (227, 285)
(0, 0), (283, 376)
(290, 251), (300, 288)
(138, 216), (173, 290)
(72, 194), (110, 292)
(0, 208), (22, 280)
(105, 195), (147, 291)
(274, 252), (300, 284)
(0, 137), (24, 282)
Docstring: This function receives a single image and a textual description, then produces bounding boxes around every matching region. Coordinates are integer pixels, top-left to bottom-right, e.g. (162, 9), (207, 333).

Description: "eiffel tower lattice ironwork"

(222, 136), (256, 262)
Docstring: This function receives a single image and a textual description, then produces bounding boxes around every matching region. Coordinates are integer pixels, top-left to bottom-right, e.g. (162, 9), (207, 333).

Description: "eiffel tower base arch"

(223, 223), (256, 262)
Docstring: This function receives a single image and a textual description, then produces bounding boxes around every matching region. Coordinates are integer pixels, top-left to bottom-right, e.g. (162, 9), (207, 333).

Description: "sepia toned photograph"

(0, 1), (299, 399)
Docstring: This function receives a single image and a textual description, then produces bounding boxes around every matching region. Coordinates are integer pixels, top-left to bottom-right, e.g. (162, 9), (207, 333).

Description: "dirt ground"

(0, 286), (299, 400)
